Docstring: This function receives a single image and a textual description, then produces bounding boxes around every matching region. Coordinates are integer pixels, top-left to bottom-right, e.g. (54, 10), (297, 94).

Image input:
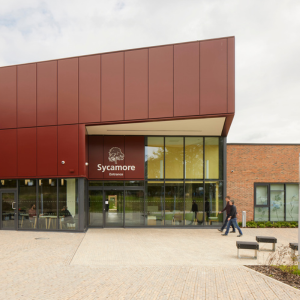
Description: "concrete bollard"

(242, 211), (246, 228)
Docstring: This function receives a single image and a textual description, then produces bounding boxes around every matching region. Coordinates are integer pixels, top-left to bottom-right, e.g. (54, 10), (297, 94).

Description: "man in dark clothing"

(222, 200), (243, 237)
(218, 196), (235, 233)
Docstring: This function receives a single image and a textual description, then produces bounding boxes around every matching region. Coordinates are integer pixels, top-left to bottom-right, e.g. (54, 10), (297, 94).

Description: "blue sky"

(1, 0), (300, 143)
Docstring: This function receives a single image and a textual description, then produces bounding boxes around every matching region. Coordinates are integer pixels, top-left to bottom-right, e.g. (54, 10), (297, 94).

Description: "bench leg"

(237, 248), (258, 259)
(272, 243), (276, 252)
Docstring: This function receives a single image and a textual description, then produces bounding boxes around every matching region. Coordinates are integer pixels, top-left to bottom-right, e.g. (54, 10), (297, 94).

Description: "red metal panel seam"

(57, 61), (58, 175)
(147, 48), (149, 119)
(199, 41), (201, 115)
(16, 127), (18, 176)
(173, 45), (174, 117)
(100, 55), (102, 122)
(16, 66), (18, 128)
(78, 124), (80, 176)
(227, 38), (229, 113)
(123, 52), (125, 120)
(78, 58), (80, 174)
(36, 64), (38, 176)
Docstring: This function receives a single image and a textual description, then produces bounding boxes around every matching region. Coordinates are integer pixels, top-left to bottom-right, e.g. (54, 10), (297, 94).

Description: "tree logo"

(108, 147), (125, 164)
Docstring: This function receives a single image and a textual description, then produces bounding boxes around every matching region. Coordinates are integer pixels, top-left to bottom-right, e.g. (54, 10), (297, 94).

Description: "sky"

(0, 0), (299, 143)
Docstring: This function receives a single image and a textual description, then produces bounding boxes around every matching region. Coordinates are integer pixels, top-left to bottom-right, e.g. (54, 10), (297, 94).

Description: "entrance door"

(89, 190), (103, 227)
(1, 191), (18, 230)
(104, 190), (124, 227)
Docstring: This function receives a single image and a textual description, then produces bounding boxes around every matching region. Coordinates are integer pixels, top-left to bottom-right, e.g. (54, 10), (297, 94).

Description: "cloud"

(0, 0), (300, 143)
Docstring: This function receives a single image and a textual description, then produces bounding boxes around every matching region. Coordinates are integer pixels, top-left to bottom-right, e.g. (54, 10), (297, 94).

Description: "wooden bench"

(256, 236), (277, 252)
(289, 243), (298, 256)
(236, 241), (259, 259)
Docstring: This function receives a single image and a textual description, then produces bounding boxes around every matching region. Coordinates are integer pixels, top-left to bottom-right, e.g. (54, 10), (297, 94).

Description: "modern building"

(0, 36), (298, 232)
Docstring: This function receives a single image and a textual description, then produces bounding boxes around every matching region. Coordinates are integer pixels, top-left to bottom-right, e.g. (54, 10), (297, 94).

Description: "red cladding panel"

(174, 42), (199, 116)
(18, 128), (36, 177)
(58, 58), (78, 125)
(125, 49), (148, 120)
(17, 64), (36, 128)
(125, 136), (144, 179)
(200, 39), (228, 115)
(37, 61), (58, 126)
(79, 55), (101, 123)
(228, 37), (235, 114)
(37, 126), (57, 176)
(101, 53), (124, 122)
(103, 136), (125, 179)
(0, 66), (17, 129)
(0, 129), (17, 177)
(149, 46), (173, 118)
(58, 125), (78, 176)
(78, 124), (87, 176)
(88, 136), (104, 179)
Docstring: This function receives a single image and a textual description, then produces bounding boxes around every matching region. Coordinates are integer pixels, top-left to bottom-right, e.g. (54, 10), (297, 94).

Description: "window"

(254, 183), (299, 222)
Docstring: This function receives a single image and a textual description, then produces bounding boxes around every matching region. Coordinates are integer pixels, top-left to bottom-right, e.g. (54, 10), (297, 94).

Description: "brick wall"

(227, 144), (300, 221)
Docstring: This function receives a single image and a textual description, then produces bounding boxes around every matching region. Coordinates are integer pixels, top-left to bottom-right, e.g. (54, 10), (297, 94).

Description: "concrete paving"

(0, 228), (299, 299)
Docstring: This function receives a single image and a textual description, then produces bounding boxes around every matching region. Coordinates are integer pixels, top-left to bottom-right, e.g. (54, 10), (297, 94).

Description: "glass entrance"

(89, 190), (103, 227)
(104, 190), (124, 227)
(1, 191), (17, 230)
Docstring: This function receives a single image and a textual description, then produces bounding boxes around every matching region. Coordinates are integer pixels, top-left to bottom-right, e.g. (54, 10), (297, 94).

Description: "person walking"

(191, 200), (198, 222)
(222, 200), (243, 237)
(218, 196), (235, 233)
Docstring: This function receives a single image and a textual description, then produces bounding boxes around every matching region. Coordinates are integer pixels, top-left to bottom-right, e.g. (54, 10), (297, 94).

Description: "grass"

(277, 265), (300, 276)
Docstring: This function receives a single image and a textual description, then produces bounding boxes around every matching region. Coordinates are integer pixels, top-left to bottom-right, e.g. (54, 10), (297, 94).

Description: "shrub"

(265, 221), (273, 228)
(273, 223), (281, 228)
(290, 225), (296, 228)
(238, 222), (242, 227)
(259, 224), (266, 228)
(247, 223), (257, 228)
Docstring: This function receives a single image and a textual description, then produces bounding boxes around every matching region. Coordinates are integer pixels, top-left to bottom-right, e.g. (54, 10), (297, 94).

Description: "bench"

(289, 243), (298, 256)
(256, 236), (277, 252)
(236, 241), (259, 259)
(208, 217), (219, 225)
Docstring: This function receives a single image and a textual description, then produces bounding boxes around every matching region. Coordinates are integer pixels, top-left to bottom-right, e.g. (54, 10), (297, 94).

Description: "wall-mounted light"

(61, 161), (65, 165)
(85, 162), (89, 166)
(231, 170), (234, 173)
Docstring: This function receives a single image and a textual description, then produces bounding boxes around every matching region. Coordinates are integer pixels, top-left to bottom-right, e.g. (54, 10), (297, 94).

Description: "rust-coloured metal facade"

(0, 37), (235, 180)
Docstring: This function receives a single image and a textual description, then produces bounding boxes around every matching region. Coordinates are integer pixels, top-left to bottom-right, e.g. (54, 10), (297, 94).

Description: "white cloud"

(0, 0), (300, 143)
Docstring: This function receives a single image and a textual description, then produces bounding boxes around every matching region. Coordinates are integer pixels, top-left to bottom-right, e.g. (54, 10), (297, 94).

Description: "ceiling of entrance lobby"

(86, 117), (225, 136)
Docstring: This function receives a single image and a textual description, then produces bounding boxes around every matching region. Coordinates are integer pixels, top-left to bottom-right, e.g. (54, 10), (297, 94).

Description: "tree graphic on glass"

(270, 185), (284, 222)
(286, 184), (299, 221)
(255, 186), (268, 221)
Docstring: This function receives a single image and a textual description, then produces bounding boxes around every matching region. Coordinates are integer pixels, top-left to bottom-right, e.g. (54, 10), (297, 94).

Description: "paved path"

(0, 229), (299, 299)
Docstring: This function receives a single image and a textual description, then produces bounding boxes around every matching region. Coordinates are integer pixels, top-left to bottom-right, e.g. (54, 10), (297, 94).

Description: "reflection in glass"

(38, 179), (57, 230)
(185, 137), (203, 179)
(270, 184), (284, 222)
(145, 182), (164, 226)
(2, 193), (15, 228)
(59, 179), (78, 230)
(255, 207), (269, 221)
(165, 137), (183, 179)
(125, 181), (144, 187)
(255, 186), (268, 205)
(0, 180), (17, 189)
(18, 179), (37, 229)
(286, 184), (299, 221)
(146, 137), (164, 179)
(104, 181), (123, 186)
(204, 182), (223, 226)
(125, 190), (144, 226)
(104, 190), (124, 227)
(89, 181), (103, 187)
(89, 190), (103, 226)
(185, 182), (204, 226)
(205, 137), (219, 179)
(164, 182), (184, 226)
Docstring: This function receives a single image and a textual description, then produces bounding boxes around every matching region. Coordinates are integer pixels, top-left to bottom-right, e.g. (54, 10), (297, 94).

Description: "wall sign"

(88, 136), (144, 180)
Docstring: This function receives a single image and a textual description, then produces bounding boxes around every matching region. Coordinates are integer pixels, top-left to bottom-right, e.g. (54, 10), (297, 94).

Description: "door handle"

(12, 202), (16, 210)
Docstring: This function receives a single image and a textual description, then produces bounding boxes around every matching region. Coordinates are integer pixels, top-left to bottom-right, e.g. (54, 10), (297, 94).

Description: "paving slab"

(0, 228), (299, 299)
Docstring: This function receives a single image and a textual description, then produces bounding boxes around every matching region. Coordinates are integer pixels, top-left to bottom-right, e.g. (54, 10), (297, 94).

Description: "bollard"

(242, 211), (246, 228)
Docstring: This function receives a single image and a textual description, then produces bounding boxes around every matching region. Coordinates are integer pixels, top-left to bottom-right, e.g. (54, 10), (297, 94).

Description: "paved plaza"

(0, 228), (299, 299)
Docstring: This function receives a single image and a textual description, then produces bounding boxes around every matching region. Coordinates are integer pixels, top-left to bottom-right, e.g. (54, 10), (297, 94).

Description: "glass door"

(89, 190), (103, 227)
(1, 191), (18, 230)
(104, 190), (124, 227)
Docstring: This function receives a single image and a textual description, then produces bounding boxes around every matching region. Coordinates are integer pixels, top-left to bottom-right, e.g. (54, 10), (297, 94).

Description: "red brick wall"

(227, 144), (300, 221)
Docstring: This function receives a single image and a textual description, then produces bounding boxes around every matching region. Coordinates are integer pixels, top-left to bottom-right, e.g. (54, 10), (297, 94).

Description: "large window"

(254, 183), (299, 222)
(145, 137), (223, 180)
